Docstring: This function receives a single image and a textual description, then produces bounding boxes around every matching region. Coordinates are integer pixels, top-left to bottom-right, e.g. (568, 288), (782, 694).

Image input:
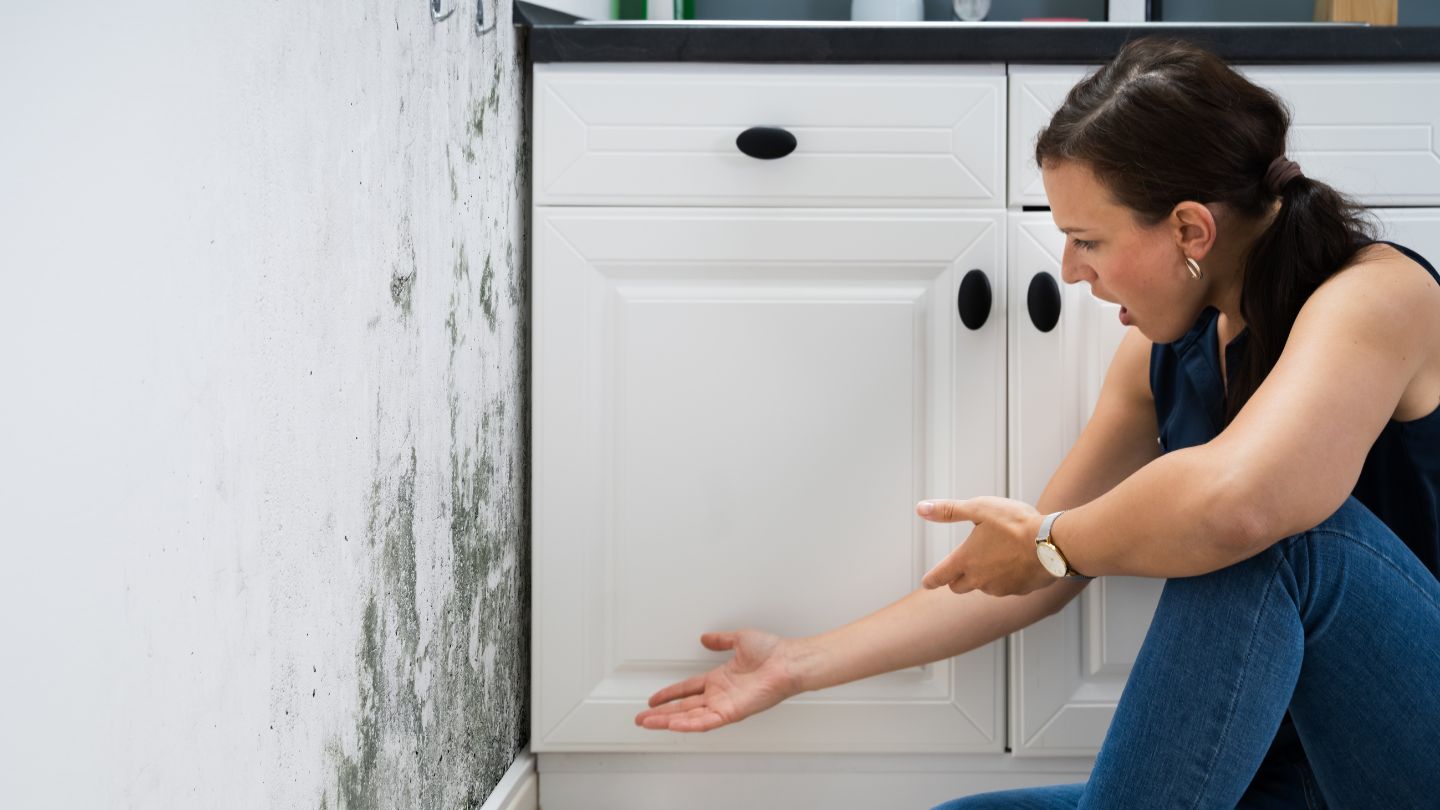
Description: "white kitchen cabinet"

(531, 207), (1009, 752)
(530, 59), (1440, 805)
(1009, 64), (1440, 209)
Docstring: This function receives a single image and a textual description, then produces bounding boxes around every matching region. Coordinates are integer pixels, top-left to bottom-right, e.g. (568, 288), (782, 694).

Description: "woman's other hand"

(917, 496), (1055, 596)
(634, 628), (806, 733)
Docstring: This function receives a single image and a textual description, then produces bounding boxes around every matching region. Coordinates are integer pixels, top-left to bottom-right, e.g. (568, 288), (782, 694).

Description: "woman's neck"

(1205, 201), (1282, 337)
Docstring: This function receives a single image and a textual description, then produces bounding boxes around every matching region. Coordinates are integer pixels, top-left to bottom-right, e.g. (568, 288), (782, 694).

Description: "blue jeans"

(931, 497), (1440, 809)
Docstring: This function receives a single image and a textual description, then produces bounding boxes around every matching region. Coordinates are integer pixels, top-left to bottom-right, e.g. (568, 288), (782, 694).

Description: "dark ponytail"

(1034, 37), (1376, 425)
(1230, 175), (1374, 424)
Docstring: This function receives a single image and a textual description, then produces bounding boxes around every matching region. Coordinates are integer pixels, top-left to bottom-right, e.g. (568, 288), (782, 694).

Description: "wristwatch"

(1035, 511), (1093, 579)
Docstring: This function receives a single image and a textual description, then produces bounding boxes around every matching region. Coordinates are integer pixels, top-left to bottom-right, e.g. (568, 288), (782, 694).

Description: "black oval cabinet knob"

(1027, 272), (1062, 333)
(735, 126), (797, 160)
(956, 270), (992, 331)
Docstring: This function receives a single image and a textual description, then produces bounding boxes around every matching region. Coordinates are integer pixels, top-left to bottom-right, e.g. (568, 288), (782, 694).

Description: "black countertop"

(514, 2), (1440, 64)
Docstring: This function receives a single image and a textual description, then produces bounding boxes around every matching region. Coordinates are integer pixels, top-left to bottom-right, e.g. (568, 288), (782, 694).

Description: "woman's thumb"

(700, 631), (737, 651)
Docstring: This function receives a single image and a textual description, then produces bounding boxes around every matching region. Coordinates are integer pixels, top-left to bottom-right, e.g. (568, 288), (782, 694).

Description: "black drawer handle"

(1027, 272), (1062, 333)
(956, 269), (992, 331)
(736, 126), (798, 160)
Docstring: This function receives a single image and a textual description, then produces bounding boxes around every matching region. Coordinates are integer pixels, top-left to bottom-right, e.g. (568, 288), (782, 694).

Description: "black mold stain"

(325, 31), (529, 810)
(487, 62), (502, 113)
(390, 270), (415, 316)
(505, 239), (522, 311)
(334, 448), (425, 809)
(469, 98), (486, 140)
(334, 596), (381, 809)
(391, 217), (418, 318)
(453, 244), (469, 281)
(478, 254), (497, 332)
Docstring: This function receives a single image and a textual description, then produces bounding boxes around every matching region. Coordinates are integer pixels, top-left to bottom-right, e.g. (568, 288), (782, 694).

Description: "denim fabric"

(930, 497), (1440, 809)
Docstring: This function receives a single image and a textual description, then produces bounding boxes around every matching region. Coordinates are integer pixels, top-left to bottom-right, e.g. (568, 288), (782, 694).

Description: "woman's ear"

(1169, 201), (1217, 261)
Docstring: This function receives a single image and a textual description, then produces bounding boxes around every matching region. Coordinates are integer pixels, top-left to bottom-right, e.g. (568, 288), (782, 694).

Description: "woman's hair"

(1035, 37), (1376, 424)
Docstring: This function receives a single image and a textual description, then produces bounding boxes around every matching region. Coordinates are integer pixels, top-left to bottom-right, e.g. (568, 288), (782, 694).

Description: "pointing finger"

(647, 673), (706, 707)
(916, 498), (980, 524)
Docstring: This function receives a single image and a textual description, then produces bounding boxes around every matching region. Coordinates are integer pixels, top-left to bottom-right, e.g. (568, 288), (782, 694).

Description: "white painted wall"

(0, 1), (529, 807)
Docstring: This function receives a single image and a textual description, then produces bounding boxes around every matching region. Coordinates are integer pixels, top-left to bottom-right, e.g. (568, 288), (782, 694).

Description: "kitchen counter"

(514, 1), (1440, 64)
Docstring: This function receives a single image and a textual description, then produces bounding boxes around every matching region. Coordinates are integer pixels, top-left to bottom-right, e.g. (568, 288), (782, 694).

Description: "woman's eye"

(1071, 238), (1097, 251)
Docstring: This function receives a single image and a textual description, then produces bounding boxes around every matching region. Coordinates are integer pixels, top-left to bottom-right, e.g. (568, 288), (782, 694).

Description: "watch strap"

(1036, 510), (1094, 579)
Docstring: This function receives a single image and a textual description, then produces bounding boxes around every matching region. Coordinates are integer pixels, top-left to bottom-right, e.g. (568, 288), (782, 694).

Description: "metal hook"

(476, 0), (496, 34)
(431, 0), (455, 23)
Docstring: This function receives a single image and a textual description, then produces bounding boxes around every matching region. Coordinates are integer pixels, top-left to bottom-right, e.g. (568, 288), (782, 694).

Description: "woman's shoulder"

(1304, 241), (1440, 421)
(1338, 241), (1439, 285)
(1294, 240), (1440, 359)
(1314, 241), (1440, 313)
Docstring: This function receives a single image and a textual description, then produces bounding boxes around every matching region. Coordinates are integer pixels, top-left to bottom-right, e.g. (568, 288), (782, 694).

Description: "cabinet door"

(532, 207), (1008, 752)
(1006, 212), (1154, 757)
(1009, 65), (1440, 208)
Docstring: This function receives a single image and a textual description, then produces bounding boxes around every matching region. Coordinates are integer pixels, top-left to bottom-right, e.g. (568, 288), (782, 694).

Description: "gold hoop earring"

(1185, 257), (1203, 280)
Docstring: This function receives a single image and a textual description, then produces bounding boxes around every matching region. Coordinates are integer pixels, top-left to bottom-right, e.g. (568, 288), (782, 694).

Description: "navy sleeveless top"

(1150, 240), (1440, 577)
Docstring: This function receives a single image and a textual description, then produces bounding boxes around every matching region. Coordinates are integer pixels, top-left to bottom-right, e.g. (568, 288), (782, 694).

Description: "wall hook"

(431, 0), (456, 23)
(476, 0), (496, 34)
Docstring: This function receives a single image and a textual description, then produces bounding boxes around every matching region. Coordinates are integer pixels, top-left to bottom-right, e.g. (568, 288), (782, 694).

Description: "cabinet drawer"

(535, 63), (1005, 208)
(1009, 65), (1440, 208)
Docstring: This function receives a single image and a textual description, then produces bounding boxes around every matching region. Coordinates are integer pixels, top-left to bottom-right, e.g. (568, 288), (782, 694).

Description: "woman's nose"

(1059, 253), (1091, 286)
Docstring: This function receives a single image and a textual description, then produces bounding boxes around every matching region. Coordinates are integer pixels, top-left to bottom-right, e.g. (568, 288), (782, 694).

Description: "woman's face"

(1040, 159), (1203, 343)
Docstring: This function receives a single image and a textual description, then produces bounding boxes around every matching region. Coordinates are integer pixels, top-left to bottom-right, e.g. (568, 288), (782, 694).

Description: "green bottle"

(613, 0), (646, 19)
(613, 0), (693, 18)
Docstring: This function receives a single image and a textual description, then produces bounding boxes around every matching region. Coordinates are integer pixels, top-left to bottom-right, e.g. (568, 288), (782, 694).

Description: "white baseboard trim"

(480, 745), (539, 810)
(535, 752), (1095, 810)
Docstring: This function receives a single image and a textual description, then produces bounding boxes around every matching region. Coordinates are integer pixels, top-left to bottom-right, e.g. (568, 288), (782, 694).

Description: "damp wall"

(0, 1), (530, 807)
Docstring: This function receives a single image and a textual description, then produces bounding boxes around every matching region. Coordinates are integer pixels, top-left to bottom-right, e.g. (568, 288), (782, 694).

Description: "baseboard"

(535, 752), (1095, 810)
(481, 745), (539, 810)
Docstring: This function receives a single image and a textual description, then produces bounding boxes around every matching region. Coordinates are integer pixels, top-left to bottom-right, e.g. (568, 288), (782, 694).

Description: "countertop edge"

(513, 4), (1440, 64)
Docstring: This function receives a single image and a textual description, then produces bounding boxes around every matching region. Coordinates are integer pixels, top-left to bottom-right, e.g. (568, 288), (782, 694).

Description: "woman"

(634, 38), (1440, 808)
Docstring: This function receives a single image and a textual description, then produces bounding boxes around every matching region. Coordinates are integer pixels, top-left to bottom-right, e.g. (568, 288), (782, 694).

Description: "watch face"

(1037, 542), (1068, 577)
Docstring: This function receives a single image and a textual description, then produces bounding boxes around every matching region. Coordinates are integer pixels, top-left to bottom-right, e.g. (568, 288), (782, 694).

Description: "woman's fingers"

(646, 672), (707, 708)
(637, 694), (708, 722)
(916, 498), (980, 523)
(637, 699), (719, 730)
(699, 631), (737, 651)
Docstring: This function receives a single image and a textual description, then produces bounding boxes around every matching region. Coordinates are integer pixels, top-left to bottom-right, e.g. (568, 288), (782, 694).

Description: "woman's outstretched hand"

(634, 628), (807, 733)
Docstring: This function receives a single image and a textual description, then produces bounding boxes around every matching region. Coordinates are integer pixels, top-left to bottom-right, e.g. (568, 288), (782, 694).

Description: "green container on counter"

(614, 0), (694, 17)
